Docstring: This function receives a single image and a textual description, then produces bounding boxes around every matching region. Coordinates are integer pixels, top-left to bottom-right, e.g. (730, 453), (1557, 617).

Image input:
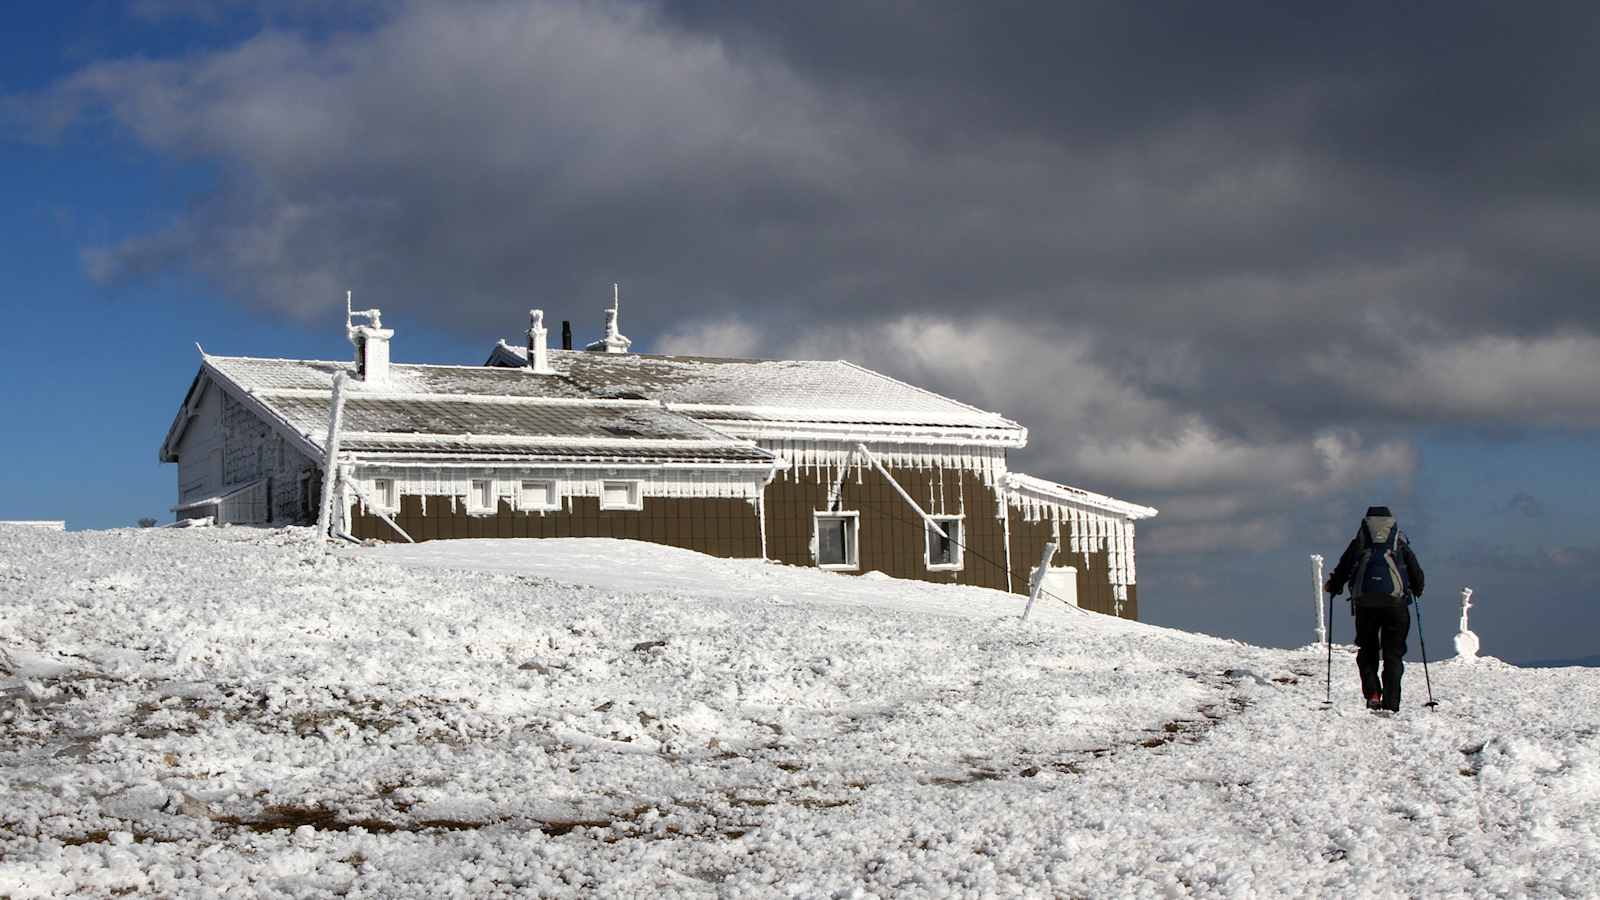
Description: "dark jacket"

(1326, 508), (1425, 607)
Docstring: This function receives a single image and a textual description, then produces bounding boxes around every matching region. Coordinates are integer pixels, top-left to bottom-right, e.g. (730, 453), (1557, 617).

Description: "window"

(925, 516), (964, 570)
(466, 478), (496, 514)
(814, 511), (860, 570)
(600, 480), (642, 511)
(371, 478), (398, 513)
(519, 479), (559, 511)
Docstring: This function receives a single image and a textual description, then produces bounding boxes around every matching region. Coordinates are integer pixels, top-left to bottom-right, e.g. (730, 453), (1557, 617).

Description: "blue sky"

(3, 2), (1597, 665)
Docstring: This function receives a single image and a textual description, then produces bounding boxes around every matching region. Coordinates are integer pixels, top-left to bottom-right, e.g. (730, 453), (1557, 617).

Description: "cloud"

(1507, 493), (1545, 519)
(28, 0), (1599, 383)
(15, 1), (1600, 632)
(658, 312), (1418, 556)
(1449, 541), (1600, 572)
(655, 319), (763, 359)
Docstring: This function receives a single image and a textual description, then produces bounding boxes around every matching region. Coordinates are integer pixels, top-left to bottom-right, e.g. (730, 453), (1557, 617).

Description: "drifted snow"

(0, 526), (1596, 898)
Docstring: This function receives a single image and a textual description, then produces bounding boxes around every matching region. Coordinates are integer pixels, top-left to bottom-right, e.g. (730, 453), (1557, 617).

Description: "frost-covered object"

(159, 304), (1156, 617)
(583, 284), (632, 354)
(526, 309), (554, 375)
(1455, 587), (1480, 661)
(1311, 554), (1327, 646)
(1001, 473), (1157, 615)
(160, 354), (781, 528)
(486, 342), (1026, 445)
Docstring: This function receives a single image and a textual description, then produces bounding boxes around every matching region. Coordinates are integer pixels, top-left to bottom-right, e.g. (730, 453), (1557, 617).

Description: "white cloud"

(1310, 333), (1600, 427)
(654, 311), (1420, 556)
(654, 320), (763, 359)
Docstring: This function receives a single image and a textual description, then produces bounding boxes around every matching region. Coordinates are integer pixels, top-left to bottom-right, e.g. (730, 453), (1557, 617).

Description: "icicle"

(1126, 522), (1137, 584)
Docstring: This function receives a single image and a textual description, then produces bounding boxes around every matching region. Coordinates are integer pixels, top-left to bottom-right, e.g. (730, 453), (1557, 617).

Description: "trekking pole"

(1323, 591), (1334, 708)
(1412, 593), (1439, 709)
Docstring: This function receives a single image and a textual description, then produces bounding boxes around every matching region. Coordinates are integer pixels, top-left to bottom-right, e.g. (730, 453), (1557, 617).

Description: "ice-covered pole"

(1454, 587), (1479, 661)
(1311, 554), (1327, 647)
(1022, 542), (1059, 622)
(315, 372), (349, 542)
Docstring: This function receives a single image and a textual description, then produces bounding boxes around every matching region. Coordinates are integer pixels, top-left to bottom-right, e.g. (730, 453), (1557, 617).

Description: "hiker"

(1324, 506), (1425, 711)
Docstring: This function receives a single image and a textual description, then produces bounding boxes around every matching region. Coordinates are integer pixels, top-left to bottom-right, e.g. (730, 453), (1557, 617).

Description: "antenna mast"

(345, 289), (383, 338)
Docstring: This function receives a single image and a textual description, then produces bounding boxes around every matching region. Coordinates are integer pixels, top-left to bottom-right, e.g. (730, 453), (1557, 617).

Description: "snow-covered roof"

(1003, 472), (1159, 521)
(163, 356), (777, 468)
(486, 342), (1027, 444)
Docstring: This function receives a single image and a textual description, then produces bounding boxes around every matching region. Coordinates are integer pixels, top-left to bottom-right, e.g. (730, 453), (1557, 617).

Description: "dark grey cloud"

(1447, 540), (1600, 573)
(1507, 492), (1545, 520)
(17, 1), (1600, 623)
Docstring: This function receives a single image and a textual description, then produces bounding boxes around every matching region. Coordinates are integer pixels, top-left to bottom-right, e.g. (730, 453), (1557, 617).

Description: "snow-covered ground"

(2, 525), (1597, 898)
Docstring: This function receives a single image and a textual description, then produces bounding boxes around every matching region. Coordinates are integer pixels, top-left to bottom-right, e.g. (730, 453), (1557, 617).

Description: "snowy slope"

(2, 525), (1597, 899)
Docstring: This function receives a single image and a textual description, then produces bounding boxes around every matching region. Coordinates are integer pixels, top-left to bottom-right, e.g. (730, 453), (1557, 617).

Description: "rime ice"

(1, 525), (1596, 898)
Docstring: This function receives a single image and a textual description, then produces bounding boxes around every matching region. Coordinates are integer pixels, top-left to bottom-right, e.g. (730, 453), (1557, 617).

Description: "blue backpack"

(1352, 515), (1410, 600)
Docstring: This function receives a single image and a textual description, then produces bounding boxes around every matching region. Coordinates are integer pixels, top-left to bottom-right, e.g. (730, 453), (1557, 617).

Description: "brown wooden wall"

(763, 464), (1014, 591)
(346, 471), (1139, 621)
(1006, 515), (1138, 620)
(348, 494), (762, 559)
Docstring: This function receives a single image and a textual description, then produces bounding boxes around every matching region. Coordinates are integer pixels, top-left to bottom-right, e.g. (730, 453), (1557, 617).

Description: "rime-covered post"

(1022, 542), (1058, 622)
(1311, 554), (1327, 646)
(1454, 587), (1479, 661)
(527, 309), (553, 374)
(315, 372), (349, 541)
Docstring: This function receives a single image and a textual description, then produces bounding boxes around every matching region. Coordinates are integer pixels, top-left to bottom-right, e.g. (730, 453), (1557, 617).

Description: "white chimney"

(527, 308), (553, 374)
(346, 293), (393, 385)
(584, 283), (632, 353)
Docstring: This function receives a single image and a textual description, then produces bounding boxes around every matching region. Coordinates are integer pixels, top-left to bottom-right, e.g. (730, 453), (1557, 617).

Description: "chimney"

(526, 309), (553, 374)
(561, 320), (572, 350)
(584, 283), (633, 353)
(346, 293), (393, 385)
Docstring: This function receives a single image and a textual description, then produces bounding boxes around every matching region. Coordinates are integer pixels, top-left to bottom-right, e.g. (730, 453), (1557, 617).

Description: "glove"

(1322, 578), (1337, 595)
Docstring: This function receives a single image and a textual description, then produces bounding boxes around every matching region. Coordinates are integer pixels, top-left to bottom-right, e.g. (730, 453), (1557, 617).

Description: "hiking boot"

(1365, 692), (1384, 710)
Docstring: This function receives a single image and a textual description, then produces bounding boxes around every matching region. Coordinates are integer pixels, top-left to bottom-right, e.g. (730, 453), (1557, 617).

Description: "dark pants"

(1354, 603), (1410, 711)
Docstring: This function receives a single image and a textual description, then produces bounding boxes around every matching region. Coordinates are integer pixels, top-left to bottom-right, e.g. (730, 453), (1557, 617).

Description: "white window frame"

(369, 477), (400, 514)
(465, 478), (498, 515)
(599, 479), (643, 511)
(924, 514), (964, 571)
(813, 510), (860, 571)
(518, 478), (560, 512)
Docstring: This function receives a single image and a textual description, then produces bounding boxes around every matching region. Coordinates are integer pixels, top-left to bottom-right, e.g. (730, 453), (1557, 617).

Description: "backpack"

(1351, 515), (1410, 600)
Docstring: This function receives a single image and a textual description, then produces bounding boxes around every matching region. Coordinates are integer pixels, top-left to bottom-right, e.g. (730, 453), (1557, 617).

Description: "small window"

(519, 479), (559, 511)
(926, 516), (963, 570)
(371, 478), (398, 513)
(466, 478), (496, 514)
(600, 480), (642, 511)
(814, 512), (860, 570)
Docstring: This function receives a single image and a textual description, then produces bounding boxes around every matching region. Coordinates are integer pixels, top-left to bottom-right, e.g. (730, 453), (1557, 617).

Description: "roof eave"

(1003, 472), (1159, 520)
(159, 369), (209, 463)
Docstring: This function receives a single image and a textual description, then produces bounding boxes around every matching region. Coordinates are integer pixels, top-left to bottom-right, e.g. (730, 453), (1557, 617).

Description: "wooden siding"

(763, 464), (1014, 591)
(174, 382), (224, 507)
(346, 458), (1140, 621)
(1006, 515), (1138, 619)
(348, 494), (762, 559)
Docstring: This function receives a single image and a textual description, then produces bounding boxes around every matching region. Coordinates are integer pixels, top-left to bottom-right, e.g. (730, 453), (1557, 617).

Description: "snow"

(3, 524), (1599, 898)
